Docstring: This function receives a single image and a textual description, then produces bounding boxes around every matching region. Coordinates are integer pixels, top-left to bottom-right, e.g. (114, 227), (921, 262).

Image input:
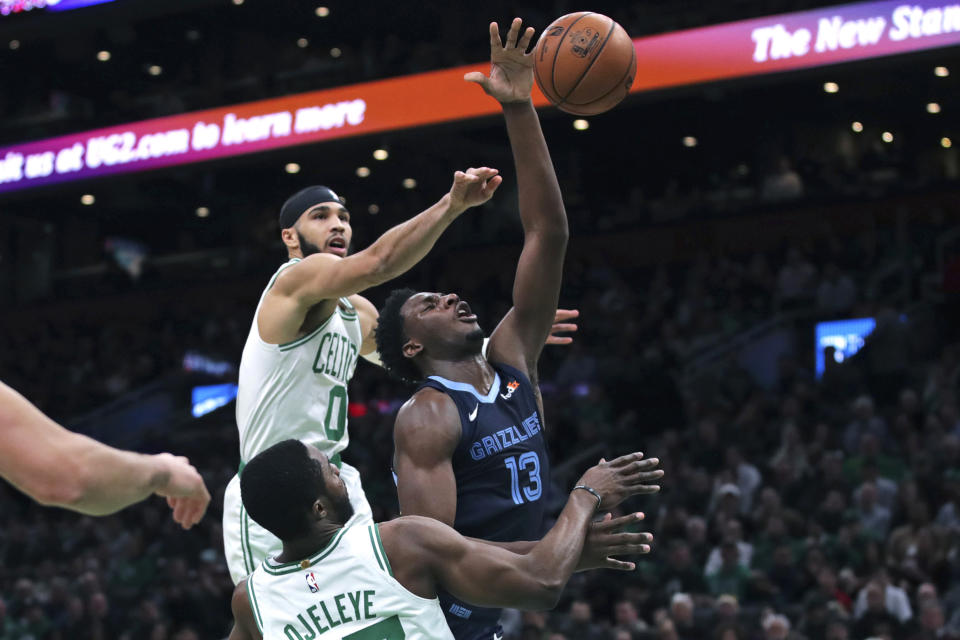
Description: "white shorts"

(223, 459), (373, 584)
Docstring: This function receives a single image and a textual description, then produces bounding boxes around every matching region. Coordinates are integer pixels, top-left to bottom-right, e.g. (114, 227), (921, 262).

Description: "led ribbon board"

(1, 0), (115, 17)
(1, 0), (958, 194)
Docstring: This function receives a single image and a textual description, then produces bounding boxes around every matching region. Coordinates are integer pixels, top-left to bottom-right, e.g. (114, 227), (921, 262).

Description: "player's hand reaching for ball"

(447, 167), (502, 214)
(464, 18), (535, 104)
(577, 452), (663, 510)
(152, 453), (211, 529)
(576, 512), (653, 572)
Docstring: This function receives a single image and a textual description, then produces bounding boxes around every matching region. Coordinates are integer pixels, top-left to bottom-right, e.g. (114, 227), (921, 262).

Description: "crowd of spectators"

(3, 190), (960, 639)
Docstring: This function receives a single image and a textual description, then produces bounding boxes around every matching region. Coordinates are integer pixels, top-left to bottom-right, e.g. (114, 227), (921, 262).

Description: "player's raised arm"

(0, 380), (210, 527)
(260, 168), (501, 343)
(392, 390), (461, 525)
(466, 18), (569, 375)
(382, 452), (662, 609)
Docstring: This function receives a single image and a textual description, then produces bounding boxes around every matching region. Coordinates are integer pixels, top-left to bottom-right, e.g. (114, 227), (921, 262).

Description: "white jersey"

(245, 524), (454, 640)
(236, 259), (363, 465)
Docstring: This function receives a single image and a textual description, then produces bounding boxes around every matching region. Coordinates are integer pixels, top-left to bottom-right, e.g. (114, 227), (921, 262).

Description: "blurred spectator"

(843, 396), (889, 454)
(559, 600), (605, 640)
(776, 248), (816, 308)
(761, 612), (806, 640)
(855, 481), (893, 541)
(817, 264), (857, 315)
(612, 600), (649, 637)
(706, 541), (753, 600)
(705, 519), (754, 576)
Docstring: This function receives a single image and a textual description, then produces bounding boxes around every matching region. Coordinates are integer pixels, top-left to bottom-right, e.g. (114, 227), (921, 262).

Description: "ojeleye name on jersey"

(282, 588), (376, 639)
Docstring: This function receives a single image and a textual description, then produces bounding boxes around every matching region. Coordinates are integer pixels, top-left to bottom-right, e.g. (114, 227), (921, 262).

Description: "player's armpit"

(348, 294), (380, 356)
(392, 390), (461, 526)
(229, 579), (261, 640)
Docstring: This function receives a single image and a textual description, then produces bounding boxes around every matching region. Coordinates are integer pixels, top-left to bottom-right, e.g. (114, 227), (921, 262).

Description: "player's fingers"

(594, 512), (643, 533)
(463, 71), (489, 88)
(628, 482), (662, 494)
(624, 470), (665, 486)
(609, 451), (645, 467)
(605, 532), (654, 547)
(545, 336), (573, 345)
(604, 558), (636, 571)
(622, 458), (660, 474)
(505, 17), (522, 48)
(489, 22), (502, 49)
(610, 543), (652, 555)
(186, 498), (208, 528)
(483, 175), (503, 195)
(555, 308), (580, 321)
(471, 166), (499, 178)
(518, 26), (536, 52)
(551, 323), (578, 333)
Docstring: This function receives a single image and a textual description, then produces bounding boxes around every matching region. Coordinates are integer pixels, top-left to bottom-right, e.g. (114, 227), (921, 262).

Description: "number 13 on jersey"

(504, 451), (542, 504)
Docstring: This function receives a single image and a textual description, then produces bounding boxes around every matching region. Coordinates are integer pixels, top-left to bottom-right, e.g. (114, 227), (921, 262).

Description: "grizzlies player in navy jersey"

(375, 18), (663, 640)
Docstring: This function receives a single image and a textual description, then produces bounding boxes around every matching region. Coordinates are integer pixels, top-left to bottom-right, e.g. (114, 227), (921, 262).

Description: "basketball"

(533, 12), (637, 116)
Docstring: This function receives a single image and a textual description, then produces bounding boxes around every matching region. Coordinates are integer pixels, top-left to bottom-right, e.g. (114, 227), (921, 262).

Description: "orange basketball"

(533, 12), (637, 116)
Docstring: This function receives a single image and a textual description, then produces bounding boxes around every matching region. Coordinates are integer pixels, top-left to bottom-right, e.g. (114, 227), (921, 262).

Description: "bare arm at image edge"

(0, 380), (210, 527)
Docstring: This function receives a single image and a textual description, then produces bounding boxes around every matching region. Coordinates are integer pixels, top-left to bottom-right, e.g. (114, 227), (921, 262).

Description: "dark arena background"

(2, 0), (960, 638)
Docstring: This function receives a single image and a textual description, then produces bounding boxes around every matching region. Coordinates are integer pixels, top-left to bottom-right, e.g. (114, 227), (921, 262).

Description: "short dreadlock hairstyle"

(240, 439), (327, 540)
(375, 287), (423, 383)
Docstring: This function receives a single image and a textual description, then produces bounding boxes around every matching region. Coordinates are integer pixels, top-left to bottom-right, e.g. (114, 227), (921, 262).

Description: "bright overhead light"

(147, 65), (162, 76)
(285, 162), (301, 174)
(882, 131), (894, 143)
(356, 166), (371, 178)
(851, 121), (864, 132)
(823, 81), (839, 93)
(927, 102), (941, 114)
(96, 50), (111, 62)
(231, 0), (244, 5)
(942, 137), (953, 149)
(297, 38), (309, 48)
(368, 204), (380, 214)
(330, 47), (342, 58)
(682, 136), (698, 148)
(196, 206), (210, 218)
(315, 6), (330, 17)
(81, 194), (95, 205)
(373, 149), (388, 161)
(402, 178), (417, 189)
(935, 66), (950, 77)
(572, 119), (589, 131)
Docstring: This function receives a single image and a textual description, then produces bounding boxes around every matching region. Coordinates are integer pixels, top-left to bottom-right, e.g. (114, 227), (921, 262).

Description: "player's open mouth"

(456, 301), (477, 323)
(327, 236), (347, 256)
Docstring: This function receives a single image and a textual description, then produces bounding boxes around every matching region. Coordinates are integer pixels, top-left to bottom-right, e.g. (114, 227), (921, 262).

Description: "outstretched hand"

(577, 512), (653, 572)
(464, 18), (536, 104)
(578, 452), (663, 510)
(447, 167), (503, 215)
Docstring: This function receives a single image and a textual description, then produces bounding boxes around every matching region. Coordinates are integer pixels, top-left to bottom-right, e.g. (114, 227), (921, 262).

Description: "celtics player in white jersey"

(223, 171), (506, 583)
(229, 439), (661, 640)
(223, 175), (579, 583)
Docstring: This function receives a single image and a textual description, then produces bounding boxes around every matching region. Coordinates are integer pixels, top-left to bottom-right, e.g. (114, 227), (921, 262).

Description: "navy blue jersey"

(414, 361), (550, 637)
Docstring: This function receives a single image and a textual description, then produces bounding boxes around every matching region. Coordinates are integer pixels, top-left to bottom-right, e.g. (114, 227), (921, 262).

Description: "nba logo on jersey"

(500, 380), (520, 401)
(305, 572), (320, 593)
